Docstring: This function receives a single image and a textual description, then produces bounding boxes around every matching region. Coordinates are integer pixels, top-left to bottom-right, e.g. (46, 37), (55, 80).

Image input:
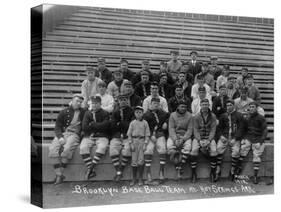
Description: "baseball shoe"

(85, 167), (96, 180)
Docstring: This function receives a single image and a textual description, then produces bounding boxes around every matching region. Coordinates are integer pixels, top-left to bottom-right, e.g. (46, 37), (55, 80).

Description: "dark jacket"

(212, 95), (229, 119)
(82, 108), (110, 137)
(96, 67), (112, 85)
(193, 110), (217, 141)
(134, 81), (151, 100)
(209, 65), (222, 80)
(245, 112), (268, 144)
(122, 68), (135, 81)
(216, 110), (245, 141)
(143, 109), (170, 138)
(187, 61), (202, 79)
(168, 95), (192, 113)
(159, 83), (174, 100)
(129, 93), (142, 108)
(54, 107), (86, 139)
(111, 106), (135, 139)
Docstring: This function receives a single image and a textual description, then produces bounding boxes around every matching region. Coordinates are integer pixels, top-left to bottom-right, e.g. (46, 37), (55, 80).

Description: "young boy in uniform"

(127, 106), (151, 186)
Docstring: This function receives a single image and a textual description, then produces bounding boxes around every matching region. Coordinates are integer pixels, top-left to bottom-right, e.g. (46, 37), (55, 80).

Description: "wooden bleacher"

(31, 6), (274, 182)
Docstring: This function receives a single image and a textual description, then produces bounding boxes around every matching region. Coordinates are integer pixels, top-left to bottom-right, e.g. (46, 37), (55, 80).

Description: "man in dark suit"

(187, 50), (201, 79)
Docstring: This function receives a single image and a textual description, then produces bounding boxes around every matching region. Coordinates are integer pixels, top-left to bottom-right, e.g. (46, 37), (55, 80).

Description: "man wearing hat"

(80, 96), (110, 180)
(48, 94), (86, 184)
(167, 50), (182, 78)
(167, 100), (193, 180)
(158, 60), (175, 85)
(143, 97), (170, 184)
(132, 59), (154, 85)
(122, 81), (142, 108)
(158, 72), (174, 100)
(134, 70), (152, 100)
(109, 93), (135, 181)
(215, 99), (245, 182)
(191, 73), (212, 100)
(175, 70), (192, 99)
(238, 101), (268, 184)
(95, 57), (112, 86)
(180, 62), (194, 84)
(81, 66), (104, 108)
(168, 85), (191, 113)
(191, 98), (218, 183)
(142, 82), (169, 113)
(245, 74), (261, 105)
(120, 59), (135, 81)
(212, 84), (229, 119)
(216, 65), (230, 92)
(234, 86), (254, 114)
(107, 69), (130, 101)
(194, 62), (215, 91)
(226, 75), (240, 100)
(191, 86), (212, 116)
(237, 67), (249, 89)
(95, 81), (114, 113)
(209, 56), (222, 80)
(187, 50), (202, 79)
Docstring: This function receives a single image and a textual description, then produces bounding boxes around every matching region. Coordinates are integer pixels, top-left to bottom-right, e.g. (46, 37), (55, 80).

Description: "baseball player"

(167, 50), (182, 80)
(167, 100), (193, 180)
(48, 94), (86, 185)
(109, 94), (134, 181)
(81, 66), (104, 108)
(127, 106), (151, 186)
(208, 56), (222, 81)
(215, 99), (245, 182)
(107, 69), (129, 101)
(143, 97), (170, 184)
(238, 101), (268, 184)
(168, 85), (191, 113)
(134, 70), (151, 100)
(191, 98), (217, 183)
(194, 62), (215, 91)
(80, 96), (110, 180)
(119, 59), (135, 81)
(122, 81), (142, 108)
(212, 84), (229, 119)
(142, 82), (169, 113)
(95, 57), (112, 85)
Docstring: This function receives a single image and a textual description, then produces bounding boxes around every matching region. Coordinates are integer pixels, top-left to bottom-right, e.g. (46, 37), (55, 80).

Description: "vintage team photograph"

(31, 3), (274, 208)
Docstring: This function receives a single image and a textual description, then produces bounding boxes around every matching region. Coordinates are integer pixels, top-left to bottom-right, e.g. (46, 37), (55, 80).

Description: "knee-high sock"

(159, 154), (166, 171)
(210, 156), (217, 171)
(111, 155), (120, 172)
(216, 154), (223, 169)
(190, 156), (198, 170)
(253, 162), (260, 176)
(144, 155), (152, 179)
(120, 156), (131, 172)
(181, 153), (189, 164)
(92, 152), (104, 166)
(237, 156), (245, 170)
(231, 156), (239, 172)
(81, 154), (93, 169)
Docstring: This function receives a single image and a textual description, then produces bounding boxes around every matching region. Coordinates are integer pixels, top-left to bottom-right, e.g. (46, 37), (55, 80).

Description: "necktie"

(93, 112), (96, 122)
(142, 84), (147, 97)
(120, 108), (124, 121)
(161, 86), (165, 98)
(153, 111), (159, 135)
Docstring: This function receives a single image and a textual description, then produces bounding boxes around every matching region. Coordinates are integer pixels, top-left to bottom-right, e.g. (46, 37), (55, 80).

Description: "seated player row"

(49, 92), (267, 186)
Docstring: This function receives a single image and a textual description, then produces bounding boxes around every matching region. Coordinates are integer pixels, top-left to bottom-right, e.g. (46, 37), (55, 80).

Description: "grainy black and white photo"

(31, 4), (274, 209)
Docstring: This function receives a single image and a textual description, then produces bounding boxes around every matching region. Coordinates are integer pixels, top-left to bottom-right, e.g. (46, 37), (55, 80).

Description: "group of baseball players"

(48, 50), (268, 186)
